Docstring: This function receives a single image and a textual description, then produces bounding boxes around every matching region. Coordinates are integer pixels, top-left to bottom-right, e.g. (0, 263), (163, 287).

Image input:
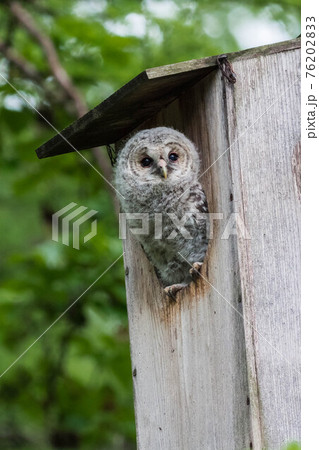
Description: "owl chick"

(115, 127), (209, 297)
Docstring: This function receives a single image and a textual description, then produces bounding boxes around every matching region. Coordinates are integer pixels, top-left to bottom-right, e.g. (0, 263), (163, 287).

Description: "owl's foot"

(164, 283), (187, 300)
(189, 262), (203, 279)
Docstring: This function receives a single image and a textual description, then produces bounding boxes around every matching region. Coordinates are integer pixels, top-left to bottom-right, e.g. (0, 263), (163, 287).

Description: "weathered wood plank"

(122, 70), (251, 450)
(226, 48), (301, 448)
(35, 38), (300, 159)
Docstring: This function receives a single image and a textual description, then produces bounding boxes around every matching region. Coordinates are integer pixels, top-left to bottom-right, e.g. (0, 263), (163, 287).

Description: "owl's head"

(115, 128), (200, 192)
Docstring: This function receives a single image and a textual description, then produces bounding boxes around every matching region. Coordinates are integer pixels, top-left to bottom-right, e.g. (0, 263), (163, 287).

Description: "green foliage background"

(0, 1), (300, 448)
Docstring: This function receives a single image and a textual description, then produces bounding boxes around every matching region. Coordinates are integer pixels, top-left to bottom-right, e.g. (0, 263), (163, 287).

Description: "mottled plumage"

(115, 127), (209, 294)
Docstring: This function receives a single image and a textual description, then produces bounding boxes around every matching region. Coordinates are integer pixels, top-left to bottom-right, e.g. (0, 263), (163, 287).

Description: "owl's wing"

(190, 183), (209, 214)
(180, 183), (209, 264)
(193, 183), (210, 241)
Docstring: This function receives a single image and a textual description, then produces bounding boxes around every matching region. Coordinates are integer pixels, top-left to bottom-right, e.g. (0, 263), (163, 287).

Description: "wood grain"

(123, 70), (251, 450)
(226, 48), (301, 448)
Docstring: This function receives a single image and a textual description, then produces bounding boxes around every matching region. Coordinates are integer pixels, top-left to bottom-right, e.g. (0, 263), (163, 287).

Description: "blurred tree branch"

(0, 40), (76, 117)
(10, 1), (87, 116)
(2, 1), (114, 189)
(0, 41), (44, 85)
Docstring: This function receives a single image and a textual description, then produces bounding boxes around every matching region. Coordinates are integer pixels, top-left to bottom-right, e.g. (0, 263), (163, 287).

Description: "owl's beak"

(158, 159), (167, 179)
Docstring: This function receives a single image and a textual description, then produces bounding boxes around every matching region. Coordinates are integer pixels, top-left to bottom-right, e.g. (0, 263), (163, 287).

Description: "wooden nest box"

(36, 38), (301, 449)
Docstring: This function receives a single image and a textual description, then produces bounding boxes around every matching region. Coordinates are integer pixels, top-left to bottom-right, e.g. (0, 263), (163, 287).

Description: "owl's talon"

(189, 262), (203, 279)
(164, 284), (186, 300)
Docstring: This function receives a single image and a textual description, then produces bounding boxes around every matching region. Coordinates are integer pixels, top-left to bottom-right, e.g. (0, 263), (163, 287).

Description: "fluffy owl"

(115, 127), (209, 297)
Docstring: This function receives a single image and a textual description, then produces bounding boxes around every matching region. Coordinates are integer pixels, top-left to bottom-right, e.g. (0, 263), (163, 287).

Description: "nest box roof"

(35, 38), (300, 159)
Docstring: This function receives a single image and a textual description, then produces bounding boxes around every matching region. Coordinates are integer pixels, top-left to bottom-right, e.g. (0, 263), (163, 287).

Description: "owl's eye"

(169, 153), (179, 162)
(141, 157), (153, 167)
